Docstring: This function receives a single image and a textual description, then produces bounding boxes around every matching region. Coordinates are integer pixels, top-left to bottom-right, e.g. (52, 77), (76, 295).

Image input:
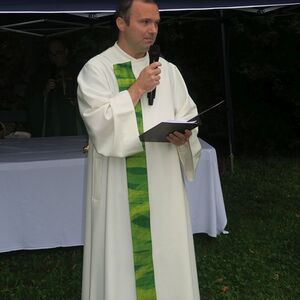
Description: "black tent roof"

(1, 0), (299, 37)
(1, 0), (300, 13)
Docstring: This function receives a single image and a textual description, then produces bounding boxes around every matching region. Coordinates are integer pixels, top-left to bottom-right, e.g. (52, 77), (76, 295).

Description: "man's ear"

(116, 17), (126, 32)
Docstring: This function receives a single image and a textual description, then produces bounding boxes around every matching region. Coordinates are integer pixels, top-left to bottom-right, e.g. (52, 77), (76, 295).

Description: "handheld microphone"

(147, 44), (160, 106)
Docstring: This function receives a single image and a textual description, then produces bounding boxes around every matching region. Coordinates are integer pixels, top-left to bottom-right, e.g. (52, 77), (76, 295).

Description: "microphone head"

(149, 44), (160, 63)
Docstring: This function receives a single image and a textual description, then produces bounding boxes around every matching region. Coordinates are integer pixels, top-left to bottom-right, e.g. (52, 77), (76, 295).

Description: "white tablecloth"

(185, 139), (227, 237)
(0, 136), (227, 253)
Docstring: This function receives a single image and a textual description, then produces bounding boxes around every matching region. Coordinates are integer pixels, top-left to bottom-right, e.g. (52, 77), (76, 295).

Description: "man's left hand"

(166, 130), (192, 146)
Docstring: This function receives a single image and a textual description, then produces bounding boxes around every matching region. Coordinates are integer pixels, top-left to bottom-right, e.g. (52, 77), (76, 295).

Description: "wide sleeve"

(170, 64), (201, 181)
(77, 60), (143, 157)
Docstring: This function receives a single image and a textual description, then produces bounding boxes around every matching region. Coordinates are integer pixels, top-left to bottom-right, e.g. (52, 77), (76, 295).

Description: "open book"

(139, 100), (224, 143)
(139, 119), (199, 143)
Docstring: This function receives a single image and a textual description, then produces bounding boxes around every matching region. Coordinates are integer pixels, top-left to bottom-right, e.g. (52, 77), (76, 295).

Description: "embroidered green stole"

(113, 62), (156, 300)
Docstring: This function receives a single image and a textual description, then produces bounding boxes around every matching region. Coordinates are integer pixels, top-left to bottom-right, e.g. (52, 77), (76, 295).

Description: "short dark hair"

(47, 37), (69, 51)
(115, 0), (158, 25)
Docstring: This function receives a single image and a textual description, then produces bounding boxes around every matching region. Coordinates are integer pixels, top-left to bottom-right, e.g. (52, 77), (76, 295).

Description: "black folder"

(139, 100), (223, 143)
(139, 119), (199, 143)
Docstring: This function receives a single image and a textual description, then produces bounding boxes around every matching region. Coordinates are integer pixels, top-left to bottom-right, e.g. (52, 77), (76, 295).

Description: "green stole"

(113, 62), (156, 300)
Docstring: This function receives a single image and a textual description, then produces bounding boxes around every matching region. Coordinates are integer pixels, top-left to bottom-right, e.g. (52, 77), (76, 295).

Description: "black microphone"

(147, 44), (160, 106)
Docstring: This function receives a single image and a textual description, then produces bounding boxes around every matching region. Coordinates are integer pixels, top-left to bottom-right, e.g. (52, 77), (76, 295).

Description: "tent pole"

(220, 9), (234, 173)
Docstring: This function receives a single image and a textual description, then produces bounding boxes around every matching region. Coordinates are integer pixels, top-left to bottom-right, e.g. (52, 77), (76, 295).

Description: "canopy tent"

(1, 1), (298, 37)
(1, 1), (299, 171)
(1, 0), (300, 12)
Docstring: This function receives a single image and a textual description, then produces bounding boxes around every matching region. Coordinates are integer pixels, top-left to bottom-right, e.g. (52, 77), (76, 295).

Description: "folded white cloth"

(5, 131), (31, 139)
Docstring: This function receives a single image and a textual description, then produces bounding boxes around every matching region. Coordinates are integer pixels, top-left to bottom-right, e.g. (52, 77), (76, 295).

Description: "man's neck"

(117, 41), (146, 59)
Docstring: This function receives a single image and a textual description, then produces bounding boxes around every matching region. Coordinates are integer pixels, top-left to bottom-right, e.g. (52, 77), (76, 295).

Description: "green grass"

(0, 247), (82, 299)
(0, 157), (299, 299)
(195, 157), (300, 300)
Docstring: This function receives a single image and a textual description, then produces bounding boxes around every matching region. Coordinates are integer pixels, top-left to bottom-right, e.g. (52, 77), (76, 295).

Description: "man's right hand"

(128, 61), (161, 105)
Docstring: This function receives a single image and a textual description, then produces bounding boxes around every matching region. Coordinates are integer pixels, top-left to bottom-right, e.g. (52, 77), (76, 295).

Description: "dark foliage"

(229, 11), (300, 156)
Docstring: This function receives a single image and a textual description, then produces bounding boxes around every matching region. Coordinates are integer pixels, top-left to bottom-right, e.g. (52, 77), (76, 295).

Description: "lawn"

(196, 157), (300, 299)
(1, 157), (299, 299)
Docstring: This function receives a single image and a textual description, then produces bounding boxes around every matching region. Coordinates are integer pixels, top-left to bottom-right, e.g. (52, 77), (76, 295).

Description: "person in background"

(77, 0), (201, 299)
(27, 38), (86, 137)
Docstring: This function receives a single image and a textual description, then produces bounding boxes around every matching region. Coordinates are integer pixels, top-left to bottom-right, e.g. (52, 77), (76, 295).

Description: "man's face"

(48, 41), (68, 67)
(117, 0), (160, 58)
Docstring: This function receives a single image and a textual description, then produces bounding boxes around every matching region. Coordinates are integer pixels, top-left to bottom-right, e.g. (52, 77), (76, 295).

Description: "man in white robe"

(77, 0), (201, 299)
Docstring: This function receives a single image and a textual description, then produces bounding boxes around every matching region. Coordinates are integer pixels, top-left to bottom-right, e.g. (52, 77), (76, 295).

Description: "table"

(185, 139), (227, 237)
(0, 136), (227, 253)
